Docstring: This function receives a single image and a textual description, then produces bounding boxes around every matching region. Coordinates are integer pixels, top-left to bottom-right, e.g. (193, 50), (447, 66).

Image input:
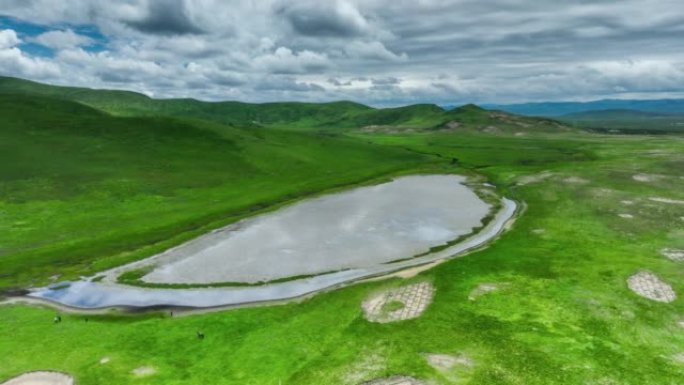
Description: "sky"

(0, 0), (683, 106)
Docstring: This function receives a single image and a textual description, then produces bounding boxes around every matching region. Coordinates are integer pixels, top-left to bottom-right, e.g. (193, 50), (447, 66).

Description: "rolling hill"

(0, 91), (427, 289)
(0, 76), (572, 133)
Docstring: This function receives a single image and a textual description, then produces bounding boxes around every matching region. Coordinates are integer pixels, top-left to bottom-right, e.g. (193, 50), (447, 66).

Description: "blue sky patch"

(0, 15), (108, 57)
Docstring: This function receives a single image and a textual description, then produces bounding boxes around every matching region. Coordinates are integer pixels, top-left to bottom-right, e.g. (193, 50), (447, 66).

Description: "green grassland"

(0, 93), (431, 289)
(0, 77), (572, 133)
(1, 79), (684, 384)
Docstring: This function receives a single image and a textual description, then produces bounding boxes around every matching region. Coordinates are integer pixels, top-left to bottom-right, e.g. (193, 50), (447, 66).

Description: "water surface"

(140, 174), (490, 284)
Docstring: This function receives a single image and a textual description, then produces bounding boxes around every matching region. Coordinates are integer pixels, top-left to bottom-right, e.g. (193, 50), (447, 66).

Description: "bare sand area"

(360, 377), (424, 385)
(627, 271), (676, 303)
(362, 282), (434, 323)
(1, 372), (73, 385)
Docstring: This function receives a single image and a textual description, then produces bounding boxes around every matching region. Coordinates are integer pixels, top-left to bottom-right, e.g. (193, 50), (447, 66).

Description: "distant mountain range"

(480, 99), (684, 117)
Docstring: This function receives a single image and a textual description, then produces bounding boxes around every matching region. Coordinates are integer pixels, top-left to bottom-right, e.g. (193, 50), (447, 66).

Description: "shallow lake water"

(139, 174), (490, 284)
(30, 175), (517, 308)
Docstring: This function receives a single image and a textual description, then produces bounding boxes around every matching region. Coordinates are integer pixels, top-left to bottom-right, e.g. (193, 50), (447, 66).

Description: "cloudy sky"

(1, 0), (683, 106)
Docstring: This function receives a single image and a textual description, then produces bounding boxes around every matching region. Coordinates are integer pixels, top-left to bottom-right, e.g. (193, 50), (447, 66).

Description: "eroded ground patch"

(360, 376), (424, 385)
(661, 249), (684, 262)
(1, 372), (73, 385)
(627, 271), (676, 303)
(362, 282), (434, 323)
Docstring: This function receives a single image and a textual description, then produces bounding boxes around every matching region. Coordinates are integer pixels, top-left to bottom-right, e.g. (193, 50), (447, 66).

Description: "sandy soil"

(1, 372), (73, 385)
(362, 282), (434, 323)
(131, 366), (156, 376)
(424, 353), (473, 371)
(649, 197), (684, 205)
(627, 271), (676, 303)
(360, 377), (424, 385)
(661, 249), (684, 262)
(618, 213), (634, 219)
(632, 173), (664, 182)
(564, 176), (589, 184)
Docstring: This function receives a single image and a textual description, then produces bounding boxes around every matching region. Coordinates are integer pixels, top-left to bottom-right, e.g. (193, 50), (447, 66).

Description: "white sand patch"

(517, 171), (553, 186)
(564, 176), (589, 184)
(649, 197), (684, 205)
(662, 249), (684, 262)
(618, 213), (634, 219)
(99, 357), (110, 364)
(672, 353), (684, 363)
(620, 200), (634, 205)
(132, 366), (157, 377)
(362, 282), (434, 323)
(627, 271), (676, 303)
(678, 320), (684, 329)
(468, 283), (501, 301)
(1, 372), (73, 385)
(632, 174), (663, 182)
(531, 228), (545, 235)
(424, 353), (473, 371)
(360, 377), (424, 385)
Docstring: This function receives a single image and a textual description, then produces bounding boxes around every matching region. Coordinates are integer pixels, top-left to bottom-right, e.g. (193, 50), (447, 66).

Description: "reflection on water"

(33, 199), (517, 309)
(143, 175), (490, 284)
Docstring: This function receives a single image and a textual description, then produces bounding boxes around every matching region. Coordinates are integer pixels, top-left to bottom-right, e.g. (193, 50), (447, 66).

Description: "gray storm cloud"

(0, 0), (683, 105)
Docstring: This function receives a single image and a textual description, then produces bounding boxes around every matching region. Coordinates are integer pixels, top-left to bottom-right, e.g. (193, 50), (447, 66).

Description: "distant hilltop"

(0, 76), (572, 134)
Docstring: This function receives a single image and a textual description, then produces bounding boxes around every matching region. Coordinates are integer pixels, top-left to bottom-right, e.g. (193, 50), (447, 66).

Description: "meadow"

(1, 79), (684, 384)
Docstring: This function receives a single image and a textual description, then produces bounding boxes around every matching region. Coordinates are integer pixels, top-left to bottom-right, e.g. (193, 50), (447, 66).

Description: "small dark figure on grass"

(53, 315), (62, 324)
(197, 331), (205, 340)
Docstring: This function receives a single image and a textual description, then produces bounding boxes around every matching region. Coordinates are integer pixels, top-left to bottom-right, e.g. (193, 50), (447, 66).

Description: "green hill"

(0, 76), (572, 132)
(0, 92), (427, 289)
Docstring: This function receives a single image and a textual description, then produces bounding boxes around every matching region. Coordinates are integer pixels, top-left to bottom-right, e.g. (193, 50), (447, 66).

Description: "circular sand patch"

(632, 174), (663, 183)
(362, 282), (434, 323)
(649, 197), (684, 205)
(1, 372), (73, 385)
(661, 249), (684, 262)
(131, 366), (157, 377)
(564, 176), (589, 184)
(99, 357), (110, 364)
(360, 376), (424, 385)
(424, 353), (473, 371)
(627, 271), (676, 303)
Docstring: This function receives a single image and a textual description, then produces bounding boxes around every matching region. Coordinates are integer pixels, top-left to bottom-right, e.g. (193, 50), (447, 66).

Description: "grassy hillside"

(0, 76), (572, 133)
(0, 93), (429, 289)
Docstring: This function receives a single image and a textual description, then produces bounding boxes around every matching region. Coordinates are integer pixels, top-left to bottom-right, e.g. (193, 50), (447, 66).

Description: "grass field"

(0, 93), (430, 289)
(2, 80), (684, 384)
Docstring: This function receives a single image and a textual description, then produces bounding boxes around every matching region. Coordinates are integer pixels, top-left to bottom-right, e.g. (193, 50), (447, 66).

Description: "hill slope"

(0, 93), (427, 289)
(0, 76), (571, 132)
